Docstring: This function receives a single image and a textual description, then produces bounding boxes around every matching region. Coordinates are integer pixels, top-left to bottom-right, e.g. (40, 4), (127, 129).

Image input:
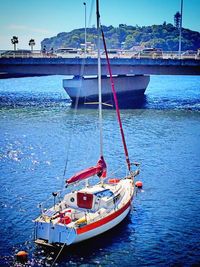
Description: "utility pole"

(178, 0), (183, 59)
(83, 2), (87, 55)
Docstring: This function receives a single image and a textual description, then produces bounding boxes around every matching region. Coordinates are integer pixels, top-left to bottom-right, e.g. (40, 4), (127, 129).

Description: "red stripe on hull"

(77, 200), (131, 235)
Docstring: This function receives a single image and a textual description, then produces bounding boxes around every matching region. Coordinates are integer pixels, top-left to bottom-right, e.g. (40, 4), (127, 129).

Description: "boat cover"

(66, 156), (107, 184)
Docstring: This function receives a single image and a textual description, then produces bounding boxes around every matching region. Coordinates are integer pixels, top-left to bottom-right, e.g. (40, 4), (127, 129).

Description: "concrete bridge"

(0, 57), (200, 78)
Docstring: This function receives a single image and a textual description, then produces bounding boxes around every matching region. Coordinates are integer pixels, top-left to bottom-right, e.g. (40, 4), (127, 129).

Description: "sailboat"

(34, 0), (140, 247)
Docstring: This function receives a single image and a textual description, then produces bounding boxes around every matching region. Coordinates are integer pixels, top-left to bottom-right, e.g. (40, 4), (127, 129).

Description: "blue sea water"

(0, 75), (200, 266)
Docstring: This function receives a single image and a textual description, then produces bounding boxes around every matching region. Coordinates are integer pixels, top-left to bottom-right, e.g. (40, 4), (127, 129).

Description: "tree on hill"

(41, 24), (200, 52)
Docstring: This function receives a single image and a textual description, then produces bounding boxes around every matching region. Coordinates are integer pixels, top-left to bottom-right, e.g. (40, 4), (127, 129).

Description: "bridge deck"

(0, 57), (200, 78)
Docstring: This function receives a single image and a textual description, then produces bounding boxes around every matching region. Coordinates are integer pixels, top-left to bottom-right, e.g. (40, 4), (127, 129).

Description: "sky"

(0, 0), (199, 50)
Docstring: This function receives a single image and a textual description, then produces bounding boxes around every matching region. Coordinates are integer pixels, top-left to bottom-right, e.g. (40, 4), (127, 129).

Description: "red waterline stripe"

(76, 200), (131, 235)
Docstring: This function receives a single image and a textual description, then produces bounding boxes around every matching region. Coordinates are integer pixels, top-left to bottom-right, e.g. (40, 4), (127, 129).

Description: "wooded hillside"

(41, 23), (200, 51)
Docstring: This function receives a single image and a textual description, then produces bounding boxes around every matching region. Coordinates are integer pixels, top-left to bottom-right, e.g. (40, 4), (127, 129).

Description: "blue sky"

(0, 0), (199, 50)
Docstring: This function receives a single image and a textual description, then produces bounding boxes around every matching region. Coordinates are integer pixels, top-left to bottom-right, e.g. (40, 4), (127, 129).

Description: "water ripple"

(0, 75), (200, 266)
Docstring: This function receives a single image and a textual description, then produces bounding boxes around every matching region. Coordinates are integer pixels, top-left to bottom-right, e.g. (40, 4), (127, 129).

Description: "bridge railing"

(0, 50), (199, 60)
(0, 50), (58, 58)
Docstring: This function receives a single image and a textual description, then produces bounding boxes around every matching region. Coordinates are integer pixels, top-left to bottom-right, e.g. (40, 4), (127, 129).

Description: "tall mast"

(96, 0), (103, 157)
(101, 29), (131, 172)
(83, 2), (87, 55)
(178, 0), (183, 58)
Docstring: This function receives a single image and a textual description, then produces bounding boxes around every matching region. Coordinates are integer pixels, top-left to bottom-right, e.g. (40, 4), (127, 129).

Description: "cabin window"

(70, 197), (75, 202)
(113, 194), (121, 204)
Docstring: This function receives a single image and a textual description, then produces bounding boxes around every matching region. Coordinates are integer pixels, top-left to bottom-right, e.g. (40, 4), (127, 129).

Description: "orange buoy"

(16, 251), (28, 262)
(135, 181), (143, 189)
(108, 178), (120, 184)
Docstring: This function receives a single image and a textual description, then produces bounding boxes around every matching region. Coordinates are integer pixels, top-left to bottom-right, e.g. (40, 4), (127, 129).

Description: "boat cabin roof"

(79, 185), (114, 197)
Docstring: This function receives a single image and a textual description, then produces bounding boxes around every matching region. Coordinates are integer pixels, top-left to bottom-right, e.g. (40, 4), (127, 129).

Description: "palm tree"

(11, 36), (18, 50)
(29, 39), (36, 51)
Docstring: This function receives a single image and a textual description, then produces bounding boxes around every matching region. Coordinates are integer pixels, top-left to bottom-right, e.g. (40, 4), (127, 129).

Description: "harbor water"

(0, 75), (200, 266)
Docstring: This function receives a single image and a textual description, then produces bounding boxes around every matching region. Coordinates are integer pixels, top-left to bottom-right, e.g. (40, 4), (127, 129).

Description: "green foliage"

(41, 24), (200, 51)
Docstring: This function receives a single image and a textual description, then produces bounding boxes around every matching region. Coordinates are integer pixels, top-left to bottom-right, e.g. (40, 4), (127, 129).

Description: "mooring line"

(51, 243), (66, 267)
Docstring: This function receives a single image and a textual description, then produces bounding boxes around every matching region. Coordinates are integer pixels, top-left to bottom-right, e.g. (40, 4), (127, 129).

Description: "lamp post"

(178, 0), (183, 59)
(83, 2), (87, 55)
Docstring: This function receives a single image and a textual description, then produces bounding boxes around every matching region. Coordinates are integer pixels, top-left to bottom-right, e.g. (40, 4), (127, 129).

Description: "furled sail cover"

(66, 156), (107, 185)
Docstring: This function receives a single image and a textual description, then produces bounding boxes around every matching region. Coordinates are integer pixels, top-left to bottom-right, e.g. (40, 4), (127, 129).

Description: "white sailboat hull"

(35, 179), (134, 247)
(74, 201), (131, 244)
(35, 201), (131, 246)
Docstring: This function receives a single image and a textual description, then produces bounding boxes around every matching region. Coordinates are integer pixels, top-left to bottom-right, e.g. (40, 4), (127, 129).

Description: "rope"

(61, 0), (96, 187)
(61, 53), (85, 190)
(51, 243), (66, 267)
(109, 163), (126, 177)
